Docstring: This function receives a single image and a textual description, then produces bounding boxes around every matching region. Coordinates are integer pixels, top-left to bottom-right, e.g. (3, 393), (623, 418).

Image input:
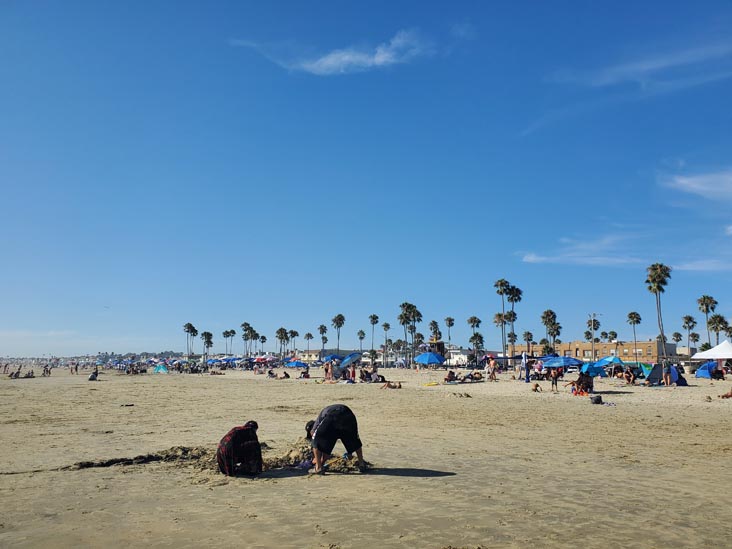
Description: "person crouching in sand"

(306, 404), (366, 474)
(216, 420), (263, 476)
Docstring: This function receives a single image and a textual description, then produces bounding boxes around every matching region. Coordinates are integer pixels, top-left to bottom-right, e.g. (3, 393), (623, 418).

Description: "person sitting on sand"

(623, 367), (637, 385)
(88, 369), (98, 381)
(444, 370), (457, 383)
(277, 371), (290, 380)
(472, 371), (483, 381)
(299, 367), (310, 379)
(267, 369), (276, 378)
(216, 420), (263, 476)
(381, 381), (401, 389)
(306, 404), (366, 474)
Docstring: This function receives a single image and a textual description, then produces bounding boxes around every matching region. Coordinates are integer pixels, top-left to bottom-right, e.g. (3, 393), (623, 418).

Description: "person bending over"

(306, 404), (366, 474)
(216, 420), (263, 476)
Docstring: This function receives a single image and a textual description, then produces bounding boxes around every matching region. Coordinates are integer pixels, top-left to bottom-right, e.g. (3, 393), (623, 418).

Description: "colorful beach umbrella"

(543, 356), (583, 368)
(340, 352), (362, 368)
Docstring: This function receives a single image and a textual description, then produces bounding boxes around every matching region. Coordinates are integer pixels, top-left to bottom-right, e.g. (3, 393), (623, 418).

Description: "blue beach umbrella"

(340, 352), (362, 368)
(414, 352), (446, 365)
(286, 360), (308, 368)
(593, 356), (625, 367)
(322, 354), (343, 362)
(542, 356), (583, 368)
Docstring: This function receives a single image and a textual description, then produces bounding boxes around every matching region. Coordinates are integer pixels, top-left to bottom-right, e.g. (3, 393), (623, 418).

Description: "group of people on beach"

(216, 404), (366, 477)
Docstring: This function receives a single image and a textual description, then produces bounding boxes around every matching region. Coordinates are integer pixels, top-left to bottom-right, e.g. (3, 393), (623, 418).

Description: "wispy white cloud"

(555, 43), (732, 88)
(523, 42), (732, 136)
(662, 169), (732, 201)
(674, 259), (732, 272)
(231, 29), (429, 76)
(520, 235), (645, 267)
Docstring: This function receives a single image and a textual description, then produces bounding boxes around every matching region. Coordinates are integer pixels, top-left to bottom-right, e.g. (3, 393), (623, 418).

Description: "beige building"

(513, 339), (681, 364)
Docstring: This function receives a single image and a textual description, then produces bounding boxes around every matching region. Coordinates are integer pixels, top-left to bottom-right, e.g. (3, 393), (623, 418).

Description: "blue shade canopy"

(594, 356), (625, 367)
(581, 363), (608, 377)
(414, 352), (446, 365)
(322, 354), (343, 362)
(340, 353), (362, 368)
(542, 356), (584, 368)
(286, 360), (308, 368)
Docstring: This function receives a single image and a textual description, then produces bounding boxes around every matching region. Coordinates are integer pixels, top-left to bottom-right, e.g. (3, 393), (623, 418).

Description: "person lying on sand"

(306, 404), (366, 474)
(718, 389), (732, 399)
(381, 381), (401, 389)
(277, 371), (290, 380)
(444, 370), (457, 383)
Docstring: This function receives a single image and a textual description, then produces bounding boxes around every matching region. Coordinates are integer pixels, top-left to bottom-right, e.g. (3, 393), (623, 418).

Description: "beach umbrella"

(286, 360), (308, 368)
(581, 363), (608, 377)
(542, 356), (583, 368)
(322, 354), (343, 362)
(340, 352), (362, 368)
(594, 356), (625, 367)
(414, 352), (446, 365)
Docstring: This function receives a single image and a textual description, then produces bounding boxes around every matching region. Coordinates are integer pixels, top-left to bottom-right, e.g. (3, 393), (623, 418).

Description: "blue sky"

(2, 1), (732, 357)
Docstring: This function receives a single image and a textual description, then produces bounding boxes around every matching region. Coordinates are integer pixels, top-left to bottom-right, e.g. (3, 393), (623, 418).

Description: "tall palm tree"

(689, 332), (700, 353)
(288, 330), (299, 355)
(382, 323), (390, 364)
(318, 324), (327, 359)
(600, 331), (608, 342)
(608, 330), (619, 355)
(398, 310), (410, 362)
(467, 316), (482, 335)
(183, 323), (197, 357)
(494, 279), (510, 364)
(222, 330), (229, 355)
(541, 310), (557, 342)
(369, 314), (379, 354)
(506, 284), (522, 366)
(331, 314), (346, 355)
(399, 302), (422, 363)
(671, 332), (683, 350)
(275, 327), (289, 357)
(259, 335), (266, 354)
(646, 263), (672, 362)
(304, 332), (314, 354)
(492, 313), (505, 352)
(469, 332), (484, 364)
(708, 314), (728, 345)
(547, 322), (561, 351)
(584, 330), (592, 342)
(444, 317), (455, 345)
(697, 295), (718, 345)
(429, 320), (439, 341)
(682, 315), (697, 362)
(200, 331), (213, 360)
(522, 331), (533, 355)
(627, 312), (641, 364)
(356, 330), (366, 353)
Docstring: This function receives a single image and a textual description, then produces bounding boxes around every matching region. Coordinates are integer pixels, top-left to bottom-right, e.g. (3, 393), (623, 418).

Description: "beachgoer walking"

(522, 352), (530, 383)
(306, 404), (366, 474)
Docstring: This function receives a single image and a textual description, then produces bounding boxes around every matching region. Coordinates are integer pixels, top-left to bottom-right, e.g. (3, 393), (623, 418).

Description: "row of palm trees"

(182, 263), (727, 365)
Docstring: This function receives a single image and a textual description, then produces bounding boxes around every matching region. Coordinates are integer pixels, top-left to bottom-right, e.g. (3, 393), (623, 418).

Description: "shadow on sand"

(364, 467), (455, 478)
(594, 390), (633, 395)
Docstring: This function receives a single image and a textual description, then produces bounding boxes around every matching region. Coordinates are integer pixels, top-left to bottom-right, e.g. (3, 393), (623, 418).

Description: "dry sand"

(1, 368), (731, 548)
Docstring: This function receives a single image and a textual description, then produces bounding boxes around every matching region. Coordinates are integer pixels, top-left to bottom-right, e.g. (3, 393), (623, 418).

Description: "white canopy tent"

(691, 339), (732, 360)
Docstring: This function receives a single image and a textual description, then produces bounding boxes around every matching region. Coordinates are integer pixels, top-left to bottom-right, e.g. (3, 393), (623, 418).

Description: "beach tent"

(695, 361), (717, 379)
(644, 364), (679, 385)
(594, 356), (625, 367)
(692, 339), (732, 360)
(153, 365), (168, 374)
(580, 363), (608, 377)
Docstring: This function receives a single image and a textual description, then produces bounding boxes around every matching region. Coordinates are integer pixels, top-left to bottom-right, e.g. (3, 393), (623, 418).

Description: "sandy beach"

(1, 369), (731, 548)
